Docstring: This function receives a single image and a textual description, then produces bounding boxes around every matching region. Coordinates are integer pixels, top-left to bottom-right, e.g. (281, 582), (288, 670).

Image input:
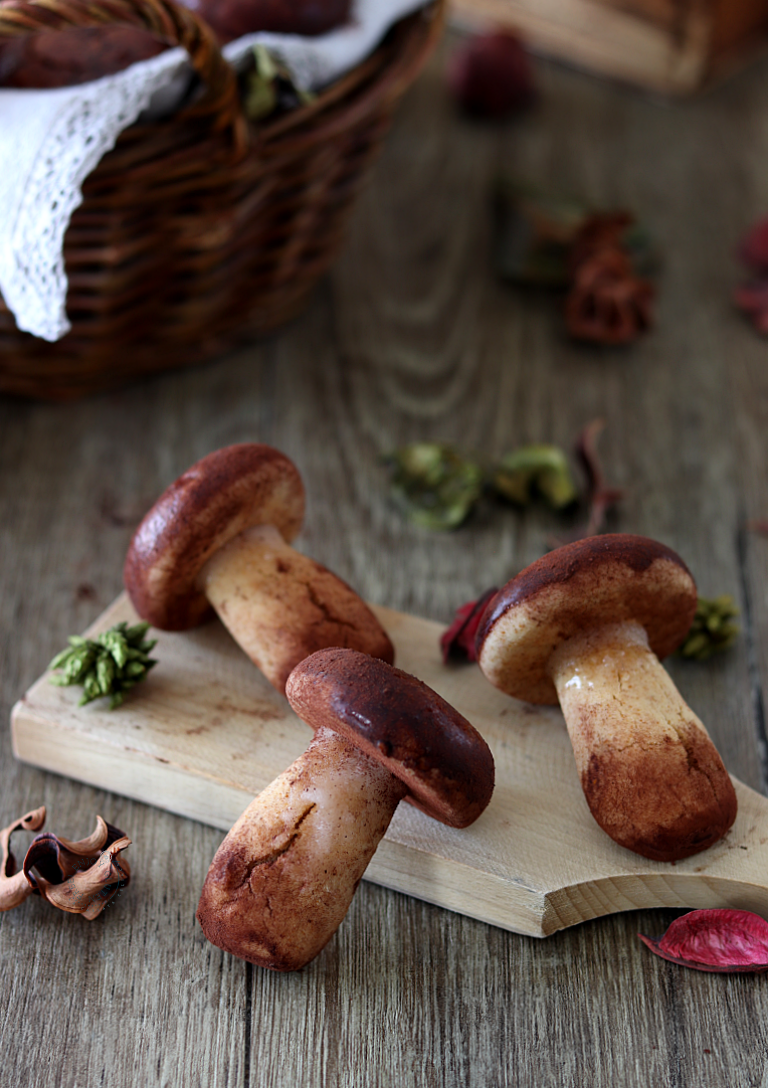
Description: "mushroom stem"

(199, 524), (391, 691)
(196, 725), (407, 971)
(549, 620), (738, 861)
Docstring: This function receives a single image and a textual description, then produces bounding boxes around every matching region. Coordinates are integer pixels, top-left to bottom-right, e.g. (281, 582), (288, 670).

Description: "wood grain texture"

(12, 593), (768, 938)
(3, 28), (768, 1088)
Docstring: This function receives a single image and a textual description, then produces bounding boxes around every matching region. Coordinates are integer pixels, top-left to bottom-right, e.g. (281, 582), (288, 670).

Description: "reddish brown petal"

(0, 806), (46, 912)
(441, 588), (498, 663)
(738, 218), (768, 276)
(639, 909), (768, 973)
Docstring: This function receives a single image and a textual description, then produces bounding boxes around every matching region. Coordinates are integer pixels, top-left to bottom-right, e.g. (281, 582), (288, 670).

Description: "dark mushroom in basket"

(124, 444), (394, 692)
(196, 647), (495, 971)
(475, 534), (738, 862)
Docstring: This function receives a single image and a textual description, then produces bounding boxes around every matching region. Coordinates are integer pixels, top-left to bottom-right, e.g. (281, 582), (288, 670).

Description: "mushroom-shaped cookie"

(196, 648), (495, 971)
(124, 445), (394, 691)
(475, 534), (737, 862)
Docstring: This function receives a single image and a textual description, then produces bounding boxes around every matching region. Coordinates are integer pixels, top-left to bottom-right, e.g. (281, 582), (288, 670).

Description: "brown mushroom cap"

(476, 534), (698, 705)
(285, 648), (495, 828)
(124, 444), (305, 630)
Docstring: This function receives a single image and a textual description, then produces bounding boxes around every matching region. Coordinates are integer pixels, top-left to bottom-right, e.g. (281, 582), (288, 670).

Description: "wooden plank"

(13, 592), (768, 937)
(449, 0), (768, 93)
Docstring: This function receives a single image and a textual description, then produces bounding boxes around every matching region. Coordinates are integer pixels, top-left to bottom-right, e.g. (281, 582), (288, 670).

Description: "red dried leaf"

(441, 588), (498, 663)
(738, 218), (768, 276)
(746, 519), (768, 536)
(639, 909), (768, 973)
(734, 281), (768, 334)
(550, 420), (623, 547)
(447, 31), (536, 119)
(565, 213), (654, 345)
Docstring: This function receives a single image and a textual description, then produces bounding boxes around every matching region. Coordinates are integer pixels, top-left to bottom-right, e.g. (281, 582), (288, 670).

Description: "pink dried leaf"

(0, 806), (46, 911)
(746, 519), (768, 536)
(639, 909), (768, 973)
(441, 588), (498, 663)
(734, 281), (768, 333)
(738, 218), (768, 275)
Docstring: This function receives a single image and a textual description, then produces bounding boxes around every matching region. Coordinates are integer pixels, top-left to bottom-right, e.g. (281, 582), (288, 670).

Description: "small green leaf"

(493, 444), (577, 509)
(385, 443), (485, 531)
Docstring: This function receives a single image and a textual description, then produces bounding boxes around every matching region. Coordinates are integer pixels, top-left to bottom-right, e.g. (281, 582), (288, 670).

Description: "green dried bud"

(493, 444), (577, 509)
(677, 595), (740, 661)
(48, 621), (157, 709)
(242, 44), (315, 123)
(385, 443), (485, 531)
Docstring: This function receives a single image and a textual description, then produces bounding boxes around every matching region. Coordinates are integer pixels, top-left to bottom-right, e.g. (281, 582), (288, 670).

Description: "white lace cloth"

(0, 0), (427, 342)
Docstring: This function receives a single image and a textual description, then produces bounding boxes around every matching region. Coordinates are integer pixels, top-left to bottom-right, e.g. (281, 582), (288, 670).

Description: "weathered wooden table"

(3, 30), (768, 1088)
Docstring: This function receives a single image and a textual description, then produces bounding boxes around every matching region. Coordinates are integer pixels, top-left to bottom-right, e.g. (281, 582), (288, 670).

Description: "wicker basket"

(0, 0), (442, 398)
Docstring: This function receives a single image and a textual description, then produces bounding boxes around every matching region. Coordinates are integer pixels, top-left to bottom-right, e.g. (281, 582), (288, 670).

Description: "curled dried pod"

(23, 816), (131, 919)
(197, 648), (495, 970)
(0, 806), (46, 911)
(124, 444), (394, 693)
(475, 534), (737, 861)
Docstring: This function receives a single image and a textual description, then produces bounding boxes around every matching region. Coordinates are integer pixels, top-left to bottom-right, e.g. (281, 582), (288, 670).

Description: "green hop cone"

(49, 621), (157, 709)
(677, 595), (740, 661)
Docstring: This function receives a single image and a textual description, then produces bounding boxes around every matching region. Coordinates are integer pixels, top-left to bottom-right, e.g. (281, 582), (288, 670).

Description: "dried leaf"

(385, 444), (485, 530)
(550, 420), (623, 546)
(440, 588), (498, 663)
(639, 910), (768, 972)
(738, 218), (768, 276)
(734, 281), (768, 335)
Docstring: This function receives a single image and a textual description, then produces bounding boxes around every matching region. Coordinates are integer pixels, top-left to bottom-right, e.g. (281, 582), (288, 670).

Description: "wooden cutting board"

(11, 593), (768, 937)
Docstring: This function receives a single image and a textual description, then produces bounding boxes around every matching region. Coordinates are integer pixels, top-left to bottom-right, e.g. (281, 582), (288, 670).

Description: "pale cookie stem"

(197, 725), (407, 971)
(548, 620), (737, 861)
(200, 524), (388, 692)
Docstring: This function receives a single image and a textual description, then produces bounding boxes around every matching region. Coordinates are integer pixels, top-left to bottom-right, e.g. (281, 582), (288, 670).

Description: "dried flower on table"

(566, 214), (655, 344)
(384, 443), (485, 530)
(492, 444), (577, 509)
(734, 218), (768, 333)
(639, 909), (768, 972)
(0, 807), (46, 911)
(738, 217), (768, 276)
(1, 807), (130, 918)
(734, 281), (768, 334)
(493, 182), (657, 289)
(441, 587), (498, 663)
(447, 31), (536, 119)
(676, 595), (740, 660)
(48, 620), (157, 708)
